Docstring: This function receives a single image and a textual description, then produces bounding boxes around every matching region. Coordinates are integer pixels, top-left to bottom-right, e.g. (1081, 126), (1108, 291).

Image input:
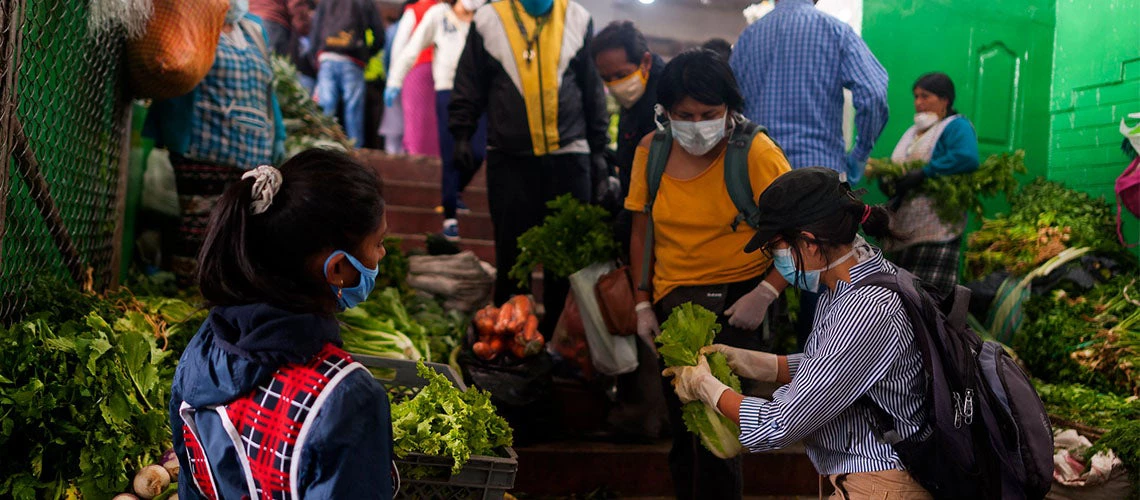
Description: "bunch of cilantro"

(868, 150), (1026, 224)
(657, 303), (743, 459)
(509, 194), (618, 288)
(390, 362), (513, 476)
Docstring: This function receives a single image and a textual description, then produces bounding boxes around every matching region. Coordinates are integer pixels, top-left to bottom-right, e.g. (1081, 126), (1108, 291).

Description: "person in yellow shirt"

(624, 49), (791, 500)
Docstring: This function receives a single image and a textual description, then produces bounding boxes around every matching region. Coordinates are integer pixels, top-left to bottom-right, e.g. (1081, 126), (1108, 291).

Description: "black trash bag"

(1030, 254), (1130, 296)
(458, 348), (557, 445)
(965, 271), (1010, 321)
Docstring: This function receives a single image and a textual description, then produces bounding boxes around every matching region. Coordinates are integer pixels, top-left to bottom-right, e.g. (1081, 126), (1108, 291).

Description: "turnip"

(162, 458), (180, 482)
(133, 464), (171, 499)
(161, 449), (177, 465)
(113, 494), (140, 500)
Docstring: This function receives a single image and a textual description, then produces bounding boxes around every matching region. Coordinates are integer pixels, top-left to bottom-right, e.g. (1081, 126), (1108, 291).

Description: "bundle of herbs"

(509, 194), (619, 287)
(967, 178), (1120, 280)
(866, 150), (1025, 224)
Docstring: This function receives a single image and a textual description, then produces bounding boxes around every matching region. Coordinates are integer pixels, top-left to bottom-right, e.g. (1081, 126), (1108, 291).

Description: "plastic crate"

(353, 354), (519, 500)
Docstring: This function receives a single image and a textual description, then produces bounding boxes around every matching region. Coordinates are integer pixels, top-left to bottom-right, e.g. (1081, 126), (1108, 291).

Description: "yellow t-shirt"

(625, 133), (791, 300)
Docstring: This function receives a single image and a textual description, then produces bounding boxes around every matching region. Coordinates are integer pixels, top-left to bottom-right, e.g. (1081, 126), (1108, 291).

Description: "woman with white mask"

(878, 72), (980, 299)
(385, 0), (489, 240)
(624, 48), (791, 500)
(663, 167), (933, 499)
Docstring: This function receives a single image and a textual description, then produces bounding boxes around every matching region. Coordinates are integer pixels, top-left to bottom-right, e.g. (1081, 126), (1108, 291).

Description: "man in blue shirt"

(730, 0), (888, 183)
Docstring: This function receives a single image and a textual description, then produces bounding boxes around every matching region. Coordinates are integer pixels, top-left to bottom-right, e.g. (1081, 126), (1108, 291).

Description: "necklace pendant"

(524, 48), (535, 63)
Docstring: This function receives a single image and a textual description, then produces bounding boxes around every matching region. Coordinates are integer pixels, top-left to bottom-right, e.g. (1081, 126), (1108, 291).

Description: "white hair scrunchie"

(241, 165), (283, 215)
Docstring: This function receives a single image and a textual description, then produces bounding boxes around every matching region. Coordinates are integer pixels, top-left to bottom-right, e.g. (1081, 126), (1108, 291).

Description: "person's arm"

(923, 118), (980, 177)
(448, 21), (490, 142)
(573, 18), (610, 154)
(625, 138), (654, 301)
(732, 296), (908, 451)
(389, 9), (418, 76)
(387, 8), (440, 89)
(839, 27), (889, 167)
(287, 0), (314, 35)
(298, 373), (395, 498)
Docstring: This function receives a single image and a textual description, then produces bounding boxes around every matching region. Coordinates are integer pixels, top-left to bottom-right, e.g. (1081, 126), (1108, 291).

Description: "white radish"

(163, 458), (180, 482)
(113, 495), (140, 500)
(133, 464), (171, 499)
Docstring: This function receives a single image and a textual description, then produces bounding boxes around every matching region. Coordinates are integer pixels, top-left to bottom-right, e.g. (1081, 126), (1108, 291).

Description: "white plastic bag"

(569, 261), (638, 376)
(142, 148), (180, 217)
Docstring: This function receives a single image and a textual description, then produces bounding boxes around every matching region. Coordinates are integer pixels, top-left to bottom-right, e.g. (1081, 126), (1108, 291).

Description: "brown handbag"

(126, 0), (229, 99)
(594, 264), (638, 336)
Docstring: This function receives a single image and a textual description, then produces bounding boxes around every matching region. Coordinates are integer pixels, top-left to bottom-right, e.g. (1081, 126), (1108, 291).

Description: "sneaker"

(457, 199), (472, 214)
(442, 219), (460, 241)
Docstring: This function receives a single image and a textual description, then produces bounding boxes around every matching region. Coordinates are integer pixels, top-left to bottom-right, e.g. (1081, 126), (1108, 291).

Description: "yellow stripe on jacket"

(490, 0), (565, 155)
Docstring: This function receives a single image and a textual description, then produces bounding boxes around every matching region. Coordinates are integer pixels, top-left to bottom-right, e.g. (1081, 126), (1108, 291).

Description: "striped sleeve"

(786, 353), (803, 378)
(839, 26), (889, 165)
(738, 288), (908, 452)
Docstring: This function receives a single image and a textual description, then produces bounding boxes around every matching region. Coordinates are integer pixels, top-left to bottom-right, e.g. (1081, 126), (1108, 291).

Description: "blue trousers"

(318, 60), (366, 147)
(436, 90), (487, 219)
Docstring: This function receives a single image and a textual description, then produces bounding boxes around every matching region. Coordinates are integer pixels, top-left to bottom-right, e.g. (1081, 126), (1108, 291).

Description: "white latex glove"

(636, 301), (661, 354)
(662, 356), (730, 411)
(700, 344), (779, 382)
(725, 281), (779, 330)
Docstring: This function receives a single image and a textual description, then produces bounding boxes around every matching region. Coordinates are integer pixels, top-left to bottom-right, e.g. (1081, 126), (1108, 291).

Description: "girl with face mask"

(623, 49), (792, 500)
(170, 150), (397, 499)
(664, 167), (933, 499)
(878, 72), (980, 299)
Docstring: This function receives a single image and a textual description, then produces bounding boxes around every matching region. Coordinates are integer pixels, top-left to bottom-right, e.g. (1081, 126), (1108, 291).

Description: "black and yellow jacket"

(448, 0), (609, 157)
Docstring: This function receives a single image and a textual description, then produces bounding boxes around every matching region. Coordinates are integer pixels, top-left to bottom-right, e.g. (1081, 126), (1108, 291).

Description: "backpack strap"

(723, 119), (768, 231)
(639, 130), (673, 292)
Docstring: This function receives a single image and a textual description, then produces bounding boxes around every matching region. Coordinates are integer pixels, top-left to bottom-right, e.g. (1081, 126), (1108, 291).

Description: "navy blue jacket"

(169, 304), (394, 499)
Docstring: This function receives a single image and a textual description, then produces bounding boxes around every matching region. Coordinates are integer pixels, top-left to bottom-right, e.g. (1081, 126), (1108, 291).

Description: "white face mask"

(226, 0), (249, 23)
(914, 112), (940, 132)
(671, 115), (728, 156)
(460, 0), (486, 12)
(605, 70), (647, 109)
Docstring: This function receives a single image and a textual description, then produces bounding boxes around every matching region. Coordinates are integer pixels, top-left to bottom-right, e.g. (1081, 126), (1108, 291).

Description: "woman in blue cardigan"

(880, 72), (979, 298)
(145, 3), (286, 284)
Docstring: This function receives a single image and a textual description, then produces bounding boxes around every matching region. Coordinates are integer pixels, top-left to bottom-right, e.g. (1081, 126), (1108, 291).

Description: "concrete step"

(382, 179), (490, 214)
(512, 440), (821, 497)
(385, 205), (495, 241)
(391, 232), (496, 265)
(358, 149), (487, 188)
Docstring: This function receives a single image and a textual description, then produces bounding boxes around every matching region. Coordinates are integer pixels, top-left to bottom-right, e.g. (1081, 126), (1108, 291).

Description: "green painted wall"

(862, 0), (1057, 188)
(1048, 0), (1140, 252)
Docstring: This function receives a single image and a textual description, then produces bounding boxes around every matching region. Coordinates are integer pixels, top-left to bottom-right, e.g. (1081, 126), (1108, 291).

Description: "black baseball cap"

(743, 167), (861, 253)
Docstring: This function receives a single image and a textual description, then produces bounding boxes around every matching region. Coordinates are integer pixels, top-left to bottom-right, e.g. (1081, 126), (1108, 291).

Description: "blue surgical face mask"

(772, 247), (857, 293)
(519, 0), (553, 16)
(226, 0), (249, 23)
(324, 250), (378, 310)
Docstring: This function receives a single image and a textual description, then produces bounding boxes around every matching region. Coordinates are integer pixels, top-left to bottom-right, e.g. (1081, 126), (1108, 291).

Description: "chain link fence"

(0, 0), (131, 322)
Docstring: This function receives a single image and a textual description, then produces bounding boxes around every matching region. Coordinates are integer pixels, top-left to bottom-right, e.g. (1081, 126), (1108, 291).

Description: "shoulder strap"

(723, 119), (768, 231)
(639, 130), (672, 292)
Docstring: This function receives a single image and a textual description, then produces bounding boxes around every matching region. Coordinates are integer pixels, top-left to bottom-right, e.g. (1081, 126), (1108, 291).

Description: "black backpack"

(637, 118), (775, 291)
(854, 269), (1053, 500)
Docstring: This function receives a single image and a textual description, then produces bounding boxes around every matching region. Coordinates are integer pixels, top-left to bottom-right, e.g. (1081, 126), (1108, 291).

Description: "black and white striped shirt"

(738, 244), (927, 475)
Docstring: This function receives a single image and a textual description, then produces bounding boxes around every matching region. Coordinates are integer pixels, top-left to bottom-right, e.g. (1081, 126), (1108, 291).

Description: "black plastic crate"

(353, 354), (519, 500)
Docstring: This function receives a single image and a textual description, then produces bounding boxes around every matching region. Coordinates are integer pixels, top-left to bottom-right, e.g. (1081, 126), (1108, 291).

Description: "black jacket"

(309, 0), (384, 66)
(449, 0), (608, 157)
(615, 54), (665, 197)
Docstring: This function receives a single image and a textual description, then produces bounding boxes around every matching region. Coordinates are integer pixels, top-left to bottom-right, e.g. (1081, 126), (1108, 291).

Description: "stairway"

(358, 150), (496, 264)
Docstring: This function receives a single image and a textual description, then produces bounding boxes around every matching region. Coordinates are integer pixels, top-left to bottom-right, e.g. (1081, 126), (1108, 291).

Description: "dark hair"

(657, 49), (745, 113)
(701, 38), (732, 61)
(590, 21), (649, 64)
(914, 72), (957, 116)
(775, 198), (900, 268)
(198, 149), (387, 316)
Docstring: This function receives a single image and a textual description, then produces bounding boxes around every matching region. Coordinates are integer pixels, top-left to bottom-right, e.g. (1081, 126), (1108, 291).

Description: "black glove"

(886, 169), (925, 212)
(591, 152), (622, 212)
(453, 137), (477, 175)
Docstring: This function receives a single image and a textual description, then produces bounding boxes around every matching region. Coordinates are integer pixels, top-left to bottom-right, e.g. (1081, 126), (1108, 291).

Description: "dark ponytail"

(785, 198), (905, 259)
(857, 205), (897, 241)
(197, 149), (386, 316)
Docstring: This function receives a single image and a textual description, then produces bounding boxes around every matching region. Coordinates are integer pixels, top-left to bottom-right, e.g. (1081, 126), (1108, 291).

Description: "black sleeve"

(448, 24), (490, 141)
(575, 19), (610, 154)
(308, 4), (324, 63)
(366, 2), (385, 57)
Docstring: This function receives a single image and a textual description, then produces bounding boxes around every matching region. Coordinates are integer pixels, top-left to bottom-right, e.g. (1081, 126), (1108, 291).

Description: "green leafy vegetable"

(657, 303), (743, 459)
(509, 194), (619, 288)
(867, 150), (1025, 224)
(339, 287), (467, 364)
(390, 362), (513, 475)
(1089, 420), (1140, 497)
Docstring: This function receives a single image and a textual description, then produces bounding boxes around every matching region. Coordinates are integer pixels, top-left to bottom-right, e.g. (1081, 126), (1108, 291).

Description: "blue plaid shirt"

(730, 0), (888, 182)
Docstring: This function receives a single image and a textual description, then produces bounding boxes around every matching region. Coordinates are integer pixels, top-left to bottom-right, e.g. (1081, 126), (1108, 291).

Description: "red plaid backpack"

(178, 344), (392, 499)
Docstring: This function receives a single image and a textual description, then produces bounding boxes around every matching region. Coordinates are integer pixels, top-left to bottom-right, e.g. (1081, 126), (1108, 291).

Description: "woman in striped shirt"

(664, 167), (933, 499)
